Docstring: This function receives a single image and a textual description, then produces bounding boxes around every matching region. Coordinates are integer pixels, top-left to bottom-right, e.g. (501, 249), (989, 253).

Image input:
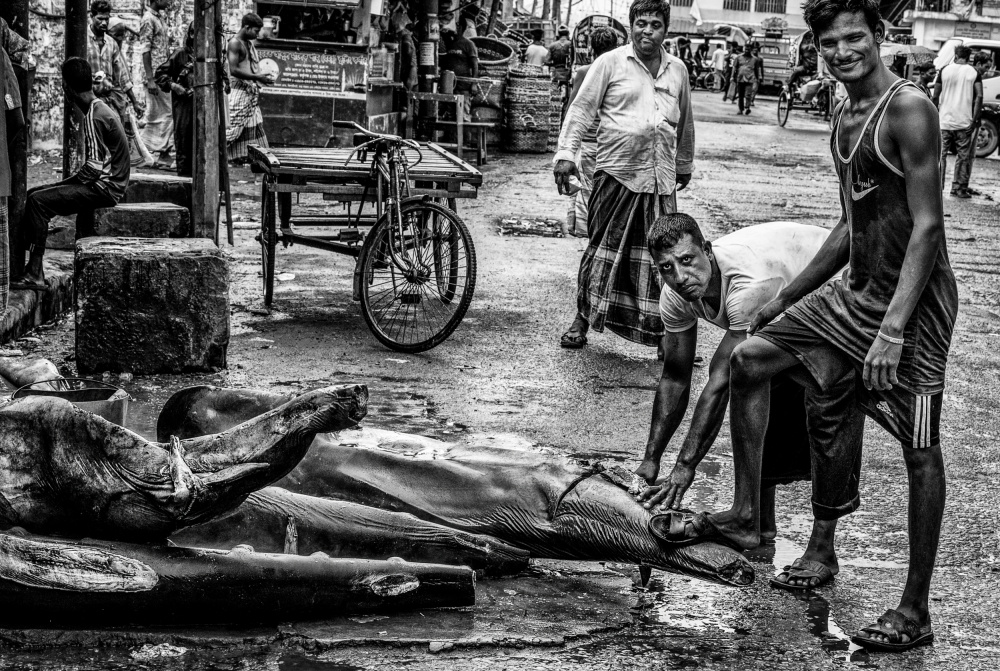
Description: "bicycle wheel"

(777, 90), (791, 127)
(358, 201), (477, 353)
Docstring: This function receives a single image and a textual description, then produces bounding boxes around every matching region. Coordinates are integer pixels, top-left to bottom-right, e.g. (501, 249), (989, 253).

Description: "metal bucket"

(13, 378), (130, 427)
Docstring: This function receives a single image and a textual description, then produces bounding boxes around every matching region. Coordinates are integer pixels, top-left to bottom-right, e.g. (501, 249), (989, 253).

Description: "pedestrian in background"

(964, 51), (991, 194)
(735, 42), (760, 115)
(139, 0), (174, 170)
(157, 23), (194, 177)
(933, 45), (982, 199)
(227, 13), (274, 165)
(0, 20), (26, 313)
(711, 41), (727, 91)
(554, 0), (694, 352)
(749, 42), (764, 107)
(562, 26), (618, 238)
(524, 29), (548, 66)
(724, 42), (739, 103)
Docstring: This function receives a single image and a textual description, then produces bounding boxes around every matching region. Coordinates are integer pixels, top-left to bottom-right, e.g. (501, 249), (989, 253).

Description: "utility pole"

(64, 0), (89, 179)
(192, 0), (220, 239)
(0, 0), (29, 277)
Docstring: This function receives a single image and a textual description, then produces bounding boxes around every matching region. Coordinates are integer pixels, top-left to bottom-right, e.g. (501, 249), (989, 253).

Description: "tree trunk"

(552, 0), (562, 25)
(192, 0), (220, 239)
(542, 0), (551, 20)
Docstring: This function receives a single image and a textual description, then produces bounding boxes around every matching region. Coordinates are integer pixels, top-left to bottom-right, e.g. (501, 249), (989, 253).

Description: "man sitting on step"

(12, 57), (130, 290)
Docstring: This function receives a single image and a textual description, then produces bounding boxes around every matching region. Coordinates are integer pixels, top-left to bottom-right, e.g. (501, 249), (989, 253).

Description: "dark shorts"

(758, 313), (942, 450)
(761, 366), (865, 521)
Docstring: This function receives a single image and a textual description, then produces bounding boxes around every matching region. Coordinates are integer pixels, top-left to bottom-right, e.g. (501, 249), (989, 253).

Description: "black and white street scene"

(0, 0), (997, 667)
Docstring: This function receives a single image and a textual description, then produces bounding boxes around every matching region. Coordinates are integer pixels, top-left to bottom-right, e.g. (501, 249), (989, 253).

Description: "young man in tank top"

(649, 0), (957, 653)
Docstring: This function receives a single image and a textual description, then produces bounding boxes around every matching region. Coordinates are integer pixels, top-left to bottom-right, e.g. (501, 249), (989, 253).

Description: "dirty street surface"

(8, 92), (1000, 670)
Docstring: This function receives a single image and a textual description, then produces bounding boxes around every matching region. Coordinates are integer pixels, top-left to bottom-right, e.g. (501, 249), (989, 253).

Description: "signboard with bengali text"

(954, 22), (993, 39)
(257, 48), (367, 99)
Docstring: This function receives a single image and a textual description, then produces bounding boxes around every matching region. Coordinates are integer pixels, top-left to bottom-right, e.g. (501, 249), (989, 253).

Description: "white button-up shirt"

(555, 44), (695, 195)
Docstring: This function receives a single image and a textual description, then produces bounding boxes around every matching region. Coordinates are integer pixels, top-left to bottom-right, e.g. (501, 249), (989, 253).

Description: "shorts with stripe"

(757, 312), (942, 449)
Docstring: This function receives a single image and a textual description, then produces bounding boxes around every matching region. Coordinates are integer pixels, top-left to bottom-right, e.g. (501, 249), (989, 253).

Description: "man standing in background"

(554, 0), (694, 352)
(139, 0), (174, 170)
(0, 21), (26, 314)
(734, 42), (760, 115)
(227, 13), (274, 165)
(933, 46), (982, 199)
(562, 26), (618, 238)
(710, 41), (727, 91)
(962, 51), (991, 196)
(524, 29), (548, 66)
(87, 0), (145, 157)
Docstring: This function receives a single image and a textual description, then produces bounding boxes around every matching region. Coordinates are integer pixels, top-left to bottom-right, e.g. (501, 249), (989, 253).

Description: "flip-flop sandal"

(851, 608), (934, 652)
(648, 511), (743, 551)
(770, 557), (837, 591)
(560, 331), (587, 349)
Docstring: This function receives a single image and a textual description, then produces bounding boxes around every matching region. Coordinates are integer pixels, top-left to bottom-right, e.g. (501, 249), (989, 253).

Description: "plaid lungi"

(577, 171), (676, 346)
(0, 198), (8, 314)
(226, 79), (267, 162)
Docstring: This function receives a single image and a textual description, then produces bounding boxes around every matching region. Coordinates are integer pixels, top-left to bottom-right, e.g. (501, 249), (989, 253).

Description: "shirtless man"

(652, 0), (957, 653)
(226, 13), (275, 164)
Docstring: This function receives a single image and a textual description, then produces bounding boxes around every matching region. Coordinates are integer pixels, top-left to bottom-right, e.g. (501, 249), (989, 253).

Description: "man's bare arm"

(866, 90), (946, 390)
(635, 326), (698, 484)
(638, 329), (747, 509)
(228, 39), (269, 83)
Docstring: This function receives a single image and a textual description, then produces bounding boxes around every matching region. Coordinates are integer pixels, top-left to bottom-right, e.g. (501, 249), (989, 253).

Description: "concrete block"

(122, 173), (192, 210)
(75, 238), (229, 374)
(47, 216), (77, 251)
(93, 203), (190, 238)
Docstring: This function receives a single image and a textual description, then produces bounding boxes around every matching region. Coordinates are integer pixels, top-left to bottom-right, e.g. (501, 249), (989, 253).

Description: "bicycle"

(254, 122), (477, 353)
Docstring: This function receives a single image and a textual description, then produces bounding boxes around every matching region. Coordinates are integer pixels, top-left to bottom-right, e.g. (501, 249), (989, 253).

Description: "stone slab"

(0, 252), (74, 345)
(93, 203), (190, 238)
(75, 238), (229, 374)
(122, 172), (192, 210)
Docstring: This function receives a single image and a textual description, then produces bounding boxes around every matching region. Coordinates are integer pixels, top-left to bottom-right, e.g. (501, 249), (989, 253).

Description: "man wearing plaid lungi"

(554, 0), (694, 352)
(0, 25), (26, 314)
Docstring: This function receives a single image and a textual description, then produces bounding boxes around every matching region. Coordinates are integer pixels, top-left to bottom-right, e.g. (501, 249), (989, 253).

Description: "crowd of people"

(555, 0), (965, 654)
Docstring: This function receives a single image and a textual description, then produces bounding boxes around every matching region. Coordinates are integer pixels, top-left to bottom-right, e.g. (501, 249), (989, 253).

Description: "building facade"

(669, 0), (809, 38)
(906, 0), (1000, 47)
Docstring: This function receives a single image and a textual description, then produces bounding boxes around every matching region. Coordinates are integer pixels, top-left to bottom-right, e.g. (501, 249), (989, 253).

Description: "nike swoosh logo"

(851, 184), (878, 201)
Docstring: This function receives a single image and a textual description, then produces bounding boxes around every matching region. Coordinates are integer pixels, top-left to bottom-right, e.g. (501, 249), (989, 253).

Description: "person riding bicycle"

(798, 55), (832, 103)
(786, 31), (818, 92)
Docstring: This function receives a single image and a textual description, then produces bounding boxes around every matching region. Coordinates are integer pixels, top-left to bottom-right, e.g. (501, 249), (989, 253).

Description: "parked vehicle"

(758, 37), (792, 90)
(977, 100), (999, 158)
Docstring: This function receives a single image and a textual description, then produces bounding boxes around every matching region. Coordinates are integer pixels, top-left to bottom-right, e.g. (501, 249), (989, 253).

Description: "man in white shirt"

(553, 0), (694, 352)
(635, 215), (864, 590)
(932, 45), (982, 199)
(711, 44), (727, 91)
(523, 30), (548, 67)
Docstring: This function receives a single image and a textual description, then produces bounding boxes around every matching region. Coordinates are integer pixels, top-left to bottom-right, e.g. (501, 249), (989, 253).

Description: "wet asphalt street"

(8, 89), (1000, 670)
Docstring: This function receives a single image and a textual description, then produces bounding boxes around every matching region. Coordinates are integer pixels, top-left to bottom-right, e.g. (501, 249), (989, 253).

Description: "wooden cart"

(248, 140), (483, 351)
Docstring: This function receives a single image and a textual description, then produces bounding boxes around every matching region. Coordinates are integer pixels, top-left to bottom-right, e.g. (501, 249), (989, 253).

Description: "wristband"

(877, 330), (904, 345)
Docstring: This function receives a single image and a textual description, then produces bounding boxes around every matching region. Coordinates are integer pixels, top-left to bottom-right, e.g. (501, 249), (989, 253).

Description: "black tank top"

(793, 79), (958, 395)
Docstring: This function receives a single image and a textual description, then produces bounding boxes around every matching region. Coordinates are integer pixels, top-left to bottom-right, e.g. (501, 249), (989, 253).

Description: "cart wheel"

(260, 181), (276, 306)
(777, 90), (791, 127)
(357, 201), (476, 353)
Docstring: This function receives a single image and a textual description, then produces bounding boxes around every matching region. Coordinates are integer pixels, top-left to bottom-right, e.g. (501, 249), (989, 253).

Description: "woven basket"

(506, 128), (549, 153)
(472, 36), (513, 64)
(457, 76), (505, 109)
(480, 61), (510, 78)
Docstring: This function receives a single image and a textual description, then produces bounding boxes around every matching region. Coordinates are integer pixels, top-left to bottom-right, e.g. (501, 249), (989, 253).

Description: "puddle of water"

(840, 557), (909, 570)
(639, 573), (736, 633)
(796, 591), (876, 667)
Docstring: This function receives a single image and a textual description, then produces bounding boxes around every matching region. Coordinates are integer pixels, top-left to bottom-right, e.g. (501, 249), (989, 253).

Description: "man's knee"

(901, 443), (945, 472)
(731, 339), (772, 387)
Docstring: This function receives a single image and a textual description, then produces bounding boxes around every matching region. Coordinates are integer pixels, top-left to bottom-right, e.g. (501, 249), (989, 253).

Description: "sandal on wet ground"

(770, 557), (837, 591)
(648, 511), (743, 551)
(851, 609), (934, 652)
